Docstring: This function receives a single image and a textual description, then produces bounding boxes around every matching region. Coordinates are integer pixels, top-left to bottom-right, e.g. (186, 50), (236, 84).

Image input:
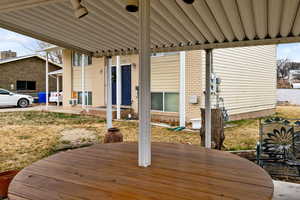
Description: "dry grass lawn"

(224, 106), (300, 150)
(0, 111), (199, 172)
(1, 106), (299, 172)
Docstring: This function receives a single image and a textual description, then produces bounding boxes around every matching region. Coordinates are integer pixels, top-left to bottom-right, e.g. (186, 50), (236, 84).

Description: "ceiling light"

(126, 0), (139, 12)
(70, 0), (88, 19)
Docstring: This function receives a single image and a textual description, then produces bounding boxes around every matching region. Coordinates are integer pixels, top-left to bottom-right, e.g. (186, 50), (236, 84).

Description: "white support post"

(106, 56), (113, 129)
(45, 52), (49, 110)
(81, 54), (85, 109)
(179, 51), (186, 127)
(205, 49), (212, 148)
(138, 0), (151, 167)
(116, 56), (122, 120)
(56, 76), (59, 107)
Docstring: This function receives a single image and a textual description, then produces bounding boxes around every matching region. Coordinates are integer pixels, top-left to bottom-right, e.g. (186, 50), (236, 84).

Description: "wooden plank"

(8, 143), (274, 200)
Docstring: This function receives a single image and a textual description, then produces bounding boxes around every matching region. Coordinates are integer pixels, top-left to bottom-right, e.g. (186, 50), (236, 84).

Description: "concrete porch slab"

(273, 180), (300, 200)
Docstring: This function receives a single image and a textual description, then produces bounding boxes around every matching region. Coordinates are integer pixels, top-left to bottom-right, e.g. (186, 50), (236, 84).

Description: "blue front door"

(112, 65), (132, 106)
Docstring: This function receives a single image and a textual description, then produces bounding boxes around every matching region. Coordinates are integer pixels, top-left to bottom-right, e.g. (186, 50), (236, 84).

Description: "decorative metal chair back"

(259, 118), (295, 161)
(294, 129), (300, 160)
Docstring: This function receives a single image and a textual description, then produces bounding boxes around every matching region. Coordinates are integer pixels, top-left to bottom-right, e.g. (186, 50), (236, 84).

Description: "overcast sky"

(0, 28), (298, 61)
(0, 28), (39, 56)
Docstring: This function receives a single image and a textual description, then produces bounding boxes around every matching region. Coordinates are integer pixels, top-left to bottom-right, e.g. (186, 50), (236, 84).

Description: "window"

(0, 89), (10, 95)
(72, 52), (92, 67)
(151, 92), (179, 112)
(151, 93), (163, 111)
(151, 52), (179, 57)
(16, 81), (36, 90)
(77, 91), (92, 105)
(27, 81), (36, 90)
(165, 93), (179, 112)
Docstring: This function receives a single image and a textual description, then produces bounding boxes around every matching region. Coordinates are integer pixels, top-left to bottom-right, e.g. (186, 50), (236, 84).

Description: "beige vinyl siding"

(151, 53), (180, 92)
(71, 55), (139, 108)
(201, 45), (277, 116)
(72, 57), (105, 107)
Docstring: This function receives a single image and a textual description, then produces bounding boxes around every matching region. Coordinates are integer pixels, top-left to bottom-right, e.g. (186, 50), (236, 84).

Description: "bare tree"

(277, 59), (291, 79)
(36, 41), (62, 64)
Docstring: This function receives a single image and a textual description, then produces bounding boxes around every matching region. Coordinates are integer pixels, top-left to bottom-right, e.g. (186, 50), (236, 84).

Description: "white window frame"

(151, 91), (179, 113)
(72, 52), (92, 67)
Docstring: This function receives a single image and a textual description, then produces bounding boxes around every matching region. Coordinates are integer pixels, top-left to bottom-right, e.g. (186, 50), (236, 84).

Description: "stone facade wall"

(0, 57), (61, 95)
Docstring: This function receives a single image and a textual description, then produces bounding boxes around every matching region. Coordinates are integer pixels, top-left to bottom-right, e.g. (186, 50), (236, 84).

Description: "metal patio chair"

(257, 118), (300, 176)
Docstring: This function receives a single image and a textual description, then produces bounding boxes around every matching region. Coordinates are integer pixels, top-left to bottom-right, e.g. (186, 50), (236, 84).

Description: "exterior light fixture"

(126, 0), (139, 12)
(183, 0), (195, 4)
(70, 0), (88, 19)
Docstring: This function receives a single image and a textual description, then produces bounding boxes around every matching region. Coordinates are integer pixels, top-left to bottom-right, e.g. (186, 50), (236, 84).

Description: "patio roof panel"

(0, 0), (300, 56)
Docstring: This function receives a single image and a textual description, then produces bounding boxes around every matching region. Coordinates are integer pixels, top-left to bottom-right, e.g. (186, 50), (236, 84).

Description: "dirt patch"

(57, 128), (98, 150)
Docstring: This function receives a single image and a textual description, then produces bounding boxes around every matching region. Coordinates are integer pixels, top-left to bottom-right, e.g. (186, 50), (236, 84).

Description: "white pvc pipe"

(56, 76), (59, 107)
(106, 57), (113, 129)
(81, 54), (85, 109)
(179, 51), (186, 127)
(116, 56), (121, 120)
(205, 49), (212, 148)
(45, 52), (49, 110)
(138, 0), (151, 167)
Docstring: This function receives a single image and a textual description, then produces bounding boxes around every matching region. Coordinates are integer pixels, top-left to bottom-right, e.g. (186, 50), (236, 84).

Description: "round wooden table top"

(9, 143), (274, 200)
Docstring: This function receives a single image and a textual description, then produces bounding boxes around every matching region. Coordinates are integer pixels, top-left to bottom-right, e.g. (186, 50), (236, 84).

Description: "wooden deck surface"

(8, 142), (274, 200)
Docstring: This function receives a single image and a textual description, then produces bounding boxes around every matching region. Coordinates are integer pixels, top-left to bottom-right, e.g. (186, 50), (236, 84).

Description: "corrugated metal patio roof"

(0, 0), (299, 56)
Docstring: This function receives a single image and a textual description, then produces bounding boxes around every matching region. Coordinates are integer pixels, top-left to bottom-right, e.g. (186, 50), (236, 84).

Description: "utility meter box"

(189, 95), (198, 104)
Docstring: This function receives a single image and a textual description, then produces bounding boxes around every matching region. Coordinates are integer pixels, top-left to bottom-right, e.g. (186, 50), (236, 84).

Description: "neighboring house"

(0, 55), (62, 97)
(0, 50), (16, 60)
(62, 45), (276, 123)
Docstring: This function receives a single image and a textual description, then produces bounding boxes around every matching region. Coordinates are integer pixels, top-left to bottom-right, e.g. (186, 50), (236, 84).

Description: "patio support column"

(138, 0), (151, 167)
(81, 54), (86, 109)
(116, 56), (121, 120)
(56, 76), (59, 107)
(106, 56), (113, 129)
(179, 51), (186, 127)
(205, 49), (212, 148)
(45, 52), (49, 110)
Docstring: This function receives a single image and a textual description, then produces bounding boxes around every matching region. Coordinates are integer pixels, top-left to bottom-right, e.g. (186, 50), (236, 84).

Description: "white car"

(0, 88), (33, 108)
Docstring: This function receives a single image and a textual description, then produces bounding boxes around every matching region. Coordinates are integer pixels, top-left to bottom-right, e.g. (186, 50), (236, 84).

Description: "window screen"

(77, 91), (92, 105)
(164, 93), (179, 112)
(151, 92), (163, 111)
(151, 92), (179, 112)
(27, 81), (36, 90)
(72, 52), (92, 66)
(16, 81), (27, 90)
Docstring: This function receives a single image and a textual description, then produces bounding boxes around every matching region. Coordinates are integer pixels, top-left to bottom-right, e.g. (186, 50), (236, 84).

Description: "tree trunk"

(200, 108), (225, 150)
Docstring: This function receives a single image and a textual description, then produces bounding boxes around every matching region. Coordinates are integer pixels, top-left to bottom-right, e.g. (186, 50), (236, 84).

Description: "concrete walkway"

(273, 180), (300, 200)
(0, 105), (83, 114)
